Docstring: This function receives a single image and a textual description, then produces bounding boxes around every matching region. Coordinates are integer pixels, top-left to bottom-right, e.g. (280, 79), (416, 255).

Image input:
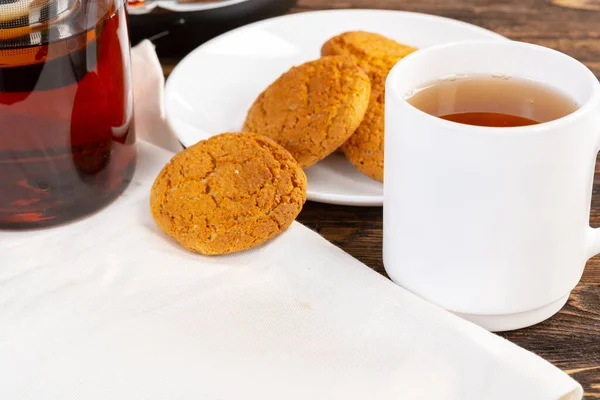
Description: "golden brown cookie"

(321, 31), (417, 78)
(340, 75), (387, 181)
(150, 133), (307, 255)
(322, 32), (417, 182)
(243, 56), (371, 169)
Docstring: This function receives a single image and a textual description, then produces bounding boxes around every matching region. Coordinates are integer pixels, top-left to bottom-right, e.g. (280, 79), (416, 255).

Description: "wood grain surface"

(159, 0), (600, 396)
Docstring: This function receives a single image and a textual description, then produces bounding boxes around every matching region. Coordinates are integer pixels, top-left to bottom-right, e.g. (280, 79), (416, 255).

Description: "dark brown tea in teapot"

(0, 0), (136, 228)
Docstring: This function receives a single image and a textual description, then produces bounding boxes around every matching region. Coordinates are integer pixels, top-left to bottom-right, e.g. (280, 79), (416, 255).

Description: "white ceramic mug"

(383, 40), (600, 332)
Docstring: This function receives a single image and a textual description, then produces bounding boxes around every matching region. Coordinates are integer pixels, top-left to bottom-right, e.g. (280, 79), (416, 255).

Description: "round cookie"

(341, 75), (386, 182)
(321, 31), (417, 78)
(243, 55), (371, 169)
(322, 32), (417, 182)
(150, 133), (307, 255)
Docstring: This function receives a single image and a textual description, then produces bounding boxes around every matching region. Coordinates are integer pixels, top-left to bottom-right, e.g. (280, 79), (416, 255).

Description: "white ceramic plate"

(128, 0), (252, 15)
(165, 9), (506, 206)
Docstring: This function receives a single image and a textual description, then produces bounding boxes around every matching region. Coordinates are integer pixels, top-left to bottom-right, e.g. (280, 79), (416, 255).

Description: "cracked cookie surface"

(341, 74), (387, 182)
(242, 56), (371, 169)
(321, 31), (416, 79)
(150, 133), (307, 255)
(322, 32), (417, 182)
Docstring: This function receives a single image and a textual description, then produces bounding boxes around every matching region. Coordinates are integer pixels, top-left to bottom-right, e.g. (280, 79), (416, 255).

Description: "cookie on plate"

(322, 32), (417, 182)
(150, 133), (307, 255)
(243, 55), (371, 169)
(321, 31), (416, 78)
(340, 74), (387, 181)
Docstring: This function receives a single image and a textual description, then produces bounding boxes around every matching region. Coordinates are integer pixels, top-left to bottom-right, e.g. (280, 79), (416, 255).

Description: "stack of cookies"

(245, 31), (417, 182)
(150, 32), (416, 256)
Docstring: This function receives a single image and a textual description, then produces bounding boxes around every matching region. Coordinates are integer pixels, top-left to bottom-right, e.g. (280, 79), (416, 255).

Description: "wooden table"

(160, 0), (600, 396)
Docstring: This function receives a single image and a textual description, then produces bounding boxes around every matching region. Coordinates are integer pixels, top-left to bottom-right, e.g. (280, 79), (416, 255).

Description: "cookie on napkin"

(150, 133), (307, 255)
(243, 55), (371, 169)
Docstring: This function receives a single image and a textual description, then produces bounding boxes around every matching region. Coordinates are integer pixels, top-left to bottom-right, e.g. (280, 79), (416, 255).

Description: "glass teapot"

(0, 0), (136, 229)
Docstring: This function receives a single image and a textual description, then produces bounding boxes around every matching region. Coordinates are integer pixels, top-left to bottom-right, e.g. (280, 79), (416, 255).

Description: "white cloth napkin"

(0, 40), (583, 400)
(131, 40), (183, 153)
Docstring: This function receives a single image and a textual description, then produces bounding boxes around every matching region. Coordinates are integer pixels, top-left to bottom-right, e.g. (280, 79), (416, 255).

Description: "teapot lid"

(0, 0), (78, 45)
(0, 0), (77, 26)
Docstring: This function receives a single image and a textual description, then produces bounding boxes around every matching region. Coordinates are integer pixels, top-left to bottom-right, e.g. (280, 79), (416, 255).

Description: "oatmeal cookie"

(150, 133), (307, 255)
(341, 74), (387, 181)
(322, 32), (417, 181)
(243, 56), (371, 168)
(321, 31), (416, 78)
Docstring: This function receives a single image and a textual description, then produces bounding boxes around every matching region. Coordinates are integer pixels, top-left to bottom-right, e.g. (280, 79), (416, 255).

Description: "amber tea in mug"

(0, 0), (136, 228)
(406, 75), (579, 127)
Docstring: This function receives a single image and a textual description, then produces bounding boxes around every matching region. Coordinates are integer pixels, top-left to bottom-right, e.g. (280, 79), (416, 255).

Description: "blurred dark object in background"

(129, 0), (298, 58)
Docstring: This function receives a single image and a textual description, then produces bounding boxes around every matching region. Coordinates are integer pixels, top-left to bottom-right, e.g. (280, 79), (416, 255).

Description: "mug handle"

(586, 134), (600, 259)
(587, 226), (600, 259)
